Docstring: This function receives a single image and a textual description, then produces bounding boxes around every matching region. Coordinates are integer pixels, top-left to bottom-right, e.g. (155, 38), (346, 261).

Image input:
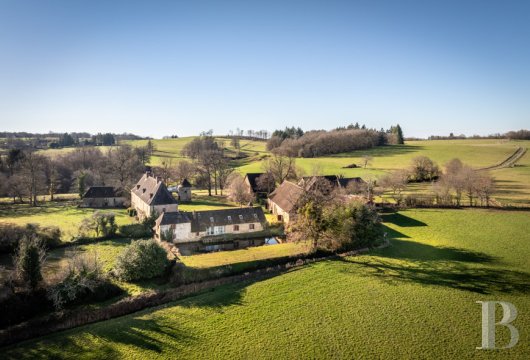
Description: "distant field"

(34, 138), (530, 205)
(5, 208), (528, 359)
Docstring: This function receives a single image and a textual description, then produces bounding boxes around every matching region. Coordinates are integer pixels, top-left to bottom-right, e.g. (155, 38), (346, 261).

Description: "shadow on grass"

(382, 213), (428, 227)
(340, 256), (530, 295)
(8, 316), (194, 359)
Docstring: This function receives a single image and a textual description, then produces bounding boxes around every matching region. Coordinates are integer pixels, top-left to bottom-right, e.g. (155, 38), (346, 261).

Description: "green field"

(35, 137), (530, 205)
(0, 202), (133, 240)
(5, 208), (528, 359)
(0, 202), (131, 238)
(181, 241), (309, 269)
(121, 137), (530, 205)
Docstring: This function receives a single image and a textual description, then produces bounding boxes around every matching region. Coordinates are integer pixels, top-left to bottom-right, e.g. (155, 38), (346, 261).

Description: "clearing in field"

(5, 208), (529, 359)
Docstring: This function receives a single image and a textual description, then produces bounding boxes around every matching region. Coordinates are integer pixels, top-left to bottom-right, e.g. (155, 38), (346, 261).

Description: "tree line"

(0, 144), (150, 205)
(266, 124), (404, 157)
(0, 132), (146, 151)
(428, 129), (530, 140)
(378, 157), (496, 207)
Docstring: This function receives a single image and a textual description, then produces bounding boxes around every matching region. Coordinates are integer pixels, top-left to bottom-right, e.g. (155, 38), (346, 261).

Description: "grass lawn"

(0, 202), (132, 240)
(5, 208), (529, 359)
(181, 241), (309, 269)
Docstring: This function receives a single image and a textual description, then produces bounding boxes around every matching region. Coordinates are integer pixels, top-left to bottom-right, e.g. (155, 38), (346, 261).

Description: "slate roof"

(244, 173), (264, 193)
(83, 186), (123, 198)
(180, 178), (192, 187)
(268, 181), (305, 213)
(300, 176), (365, 190)
(155, 211), (192, 227)
(155, 207), (267, 232)
(131, 174), (177, 206)
(337, 177), (365, 188)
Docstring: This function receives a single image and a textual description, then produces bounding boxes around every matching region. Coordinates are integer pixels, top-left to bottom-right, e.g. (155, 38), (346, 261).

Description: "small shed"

(81, 186), (126, 208)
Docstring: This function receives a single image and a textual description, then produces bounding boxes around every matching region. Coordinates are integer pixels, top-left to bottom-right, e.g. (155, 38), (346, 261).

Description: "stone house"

(131, 173), (178, 219)
(81, 187), (126, 208)
(267, 181), (305, 224)
(154, 207), (267, 244)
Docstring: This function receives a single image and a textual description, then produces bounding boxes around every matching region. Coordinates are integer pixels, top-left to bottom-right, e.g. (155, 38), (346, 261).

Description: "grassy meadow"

(34, 137), (530, 205)
(0, 201), (133, 240)
(120, 137), (530, 205)
(4, 208), (529, 359)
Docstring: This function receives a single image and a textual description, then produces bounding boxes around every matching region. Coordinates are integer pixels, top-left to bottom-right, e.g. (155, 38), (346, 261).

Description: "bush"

(0, 223), (61, 253)
(118, 223), (151, 239)
(114, 239), (170, 281)
(320, 201), (383, 251)
(127, 207), (137, 217)
(47, 252), (121, 310)
(0, 288), (55, 328)
(79, 211), (118, 238)
(13, 235), (46, 290)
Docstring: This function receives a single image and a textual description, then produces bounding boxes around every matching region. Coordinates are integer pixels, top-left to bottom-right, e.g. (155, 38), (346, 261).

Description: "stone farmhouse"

(268, 176), (366, 224)
(267, 181), (304, 224)
(131, 173), (178, 219)
(154, 207), (267, 244)
(298, 175), (365, 192)
(81, 186), (126, 208)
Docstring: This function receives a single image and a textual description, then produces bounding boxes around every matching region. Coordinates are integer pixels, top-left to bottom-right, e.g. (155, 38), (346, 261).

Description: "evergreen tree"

(395, 124), (404, 144)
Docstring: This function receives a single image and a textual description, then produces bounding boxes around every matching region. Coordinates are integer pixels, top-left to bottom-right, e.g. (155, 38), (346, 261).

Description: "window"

(210, 217), (214, 222)
(253, 213), (258, 219)
(227, 216), (232, 221)
(207, 226), (225, 235)
(249, 224), (255, 230)
(239, 215), (244, 220)
(214, 226), (225, 235)
(196, 232), (199, 236)
(234, 225), (239, 231)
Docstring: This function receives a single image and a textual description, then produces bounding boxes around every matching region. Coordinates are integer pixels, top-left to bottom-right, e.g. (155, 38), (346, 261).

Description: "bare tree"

(256, 172), (276, 195)
(263, 154), (297, 185)
(362, 155), (373, 169)
(19, 151), (46, 206)
(173, 160), (196, 183)
(108, 145), (144, 191)
(475, 172), (495, 207)
(379, 170), (409, 205)
(227, 174), (254, 206)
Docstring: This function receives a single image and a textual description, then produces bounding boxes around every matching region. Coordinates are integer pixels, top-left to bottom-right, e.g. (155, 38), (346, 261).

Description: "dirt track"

(478, 147), (527, 171)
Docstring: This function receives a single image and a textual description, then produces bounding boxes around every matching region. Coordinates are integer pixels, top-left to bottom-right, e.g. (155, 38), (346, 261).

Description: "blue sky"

(0, 0), (529, 138)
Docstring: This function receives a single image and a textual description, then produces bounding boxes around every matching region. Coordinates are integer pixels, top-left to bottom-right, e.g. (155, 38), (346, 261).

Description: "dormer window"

(142, 188), (146, 193)
(253, 213), (258, 219)
(210, 217), (214, 222)
(239, 215), (243, 220)
(137, 184), (140, 189)
(227, 216), (232, 221)
(150, 193), (153, 198)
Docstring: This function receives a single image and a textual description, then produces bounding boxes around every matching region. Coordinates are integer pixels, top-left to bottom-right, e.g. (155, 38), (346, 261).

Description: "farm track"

(478, 146), (527, 171)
